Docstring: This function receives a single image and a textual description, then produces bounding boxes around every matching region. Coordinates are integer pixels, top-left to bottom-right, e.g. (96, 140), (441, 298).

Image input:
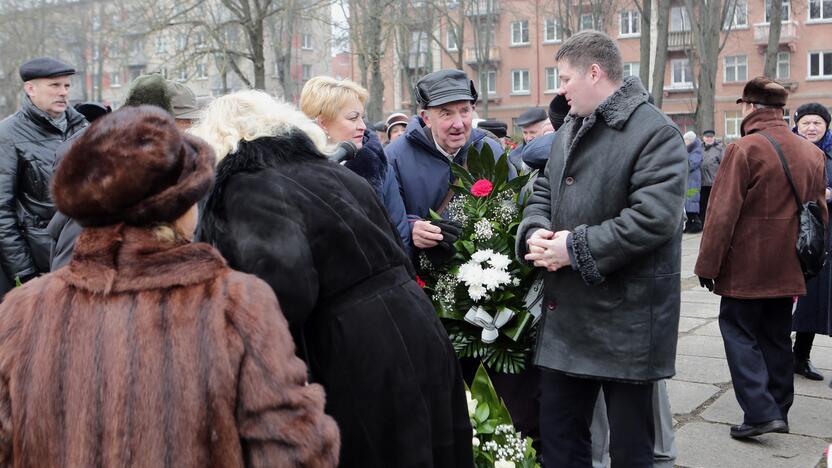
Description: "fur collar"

(344, 129), (387, 194)
(58, 224), (227, 294)
(559, 77), (648, 160)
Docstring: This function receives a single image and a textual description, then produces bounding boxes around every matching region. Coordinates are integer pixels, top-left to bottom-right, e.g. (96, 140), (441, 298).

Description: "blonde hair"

(299, 76), (369, 123)
(188, 89), (329, 163)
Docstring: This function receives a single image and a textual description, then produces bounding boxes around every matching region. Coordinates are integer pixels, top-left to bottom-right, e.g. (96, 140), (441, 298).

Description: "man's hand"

(412, 220), (443, 249)
(525, 229), (571, 271)
(698, 276), (714, 292)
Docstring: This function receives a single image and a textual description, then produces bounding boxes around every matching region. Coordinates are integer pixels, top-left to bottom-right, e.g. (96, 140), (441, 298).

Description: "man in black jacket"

(0, 57), (87, 295)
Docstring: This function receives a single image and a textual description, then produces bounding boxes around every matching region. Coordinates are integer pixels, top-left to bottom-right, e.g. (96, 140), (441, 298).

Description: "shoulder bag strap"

(759, 131), (803, 211)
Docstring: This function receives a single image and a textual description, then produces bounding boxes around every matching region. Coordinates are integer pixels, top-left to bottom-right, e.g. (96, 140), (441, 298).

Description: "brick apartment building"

(369, 0), (832, 141)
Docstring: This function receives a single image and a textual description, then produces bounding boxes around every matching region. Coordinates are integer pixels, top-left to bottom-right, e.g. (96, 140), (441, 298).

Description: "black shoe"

(794, 359), (824, 381)
(730, 419), (789, 439)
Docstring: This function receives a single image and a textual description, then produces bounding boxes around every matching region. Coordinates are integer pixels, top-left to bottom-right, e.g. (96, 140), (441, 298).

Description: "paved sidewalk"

(671, 233), (832, 468)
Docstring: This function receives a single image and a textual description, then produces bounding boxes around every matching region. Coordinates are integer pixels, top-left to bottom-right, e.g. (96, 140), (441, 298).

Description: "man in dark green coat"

(516, 31), (687, 467)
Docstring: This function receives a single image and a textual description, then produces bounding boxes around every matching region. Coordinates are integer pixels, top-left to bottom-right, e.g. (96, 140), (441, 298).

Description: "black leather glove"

(423, 219), (462, 266)
(699, 276), (714, 292)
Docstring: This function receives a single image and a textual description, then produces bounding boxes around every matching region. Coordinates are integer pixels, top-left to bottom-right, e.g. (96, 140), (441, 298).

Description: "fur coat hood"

(344, 129), (387, 194)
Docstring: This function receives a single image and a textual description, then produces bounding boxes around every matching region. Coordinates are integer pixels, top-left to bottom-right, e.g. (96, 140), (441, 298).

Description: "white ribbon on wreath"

(464, 306), (515, 344)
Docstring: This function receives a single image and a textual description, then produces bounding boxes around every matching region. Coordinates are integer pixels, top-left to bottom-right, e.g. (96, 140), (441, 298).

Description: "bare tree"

(683, 0), (738, 133)
(649, 0), (670, 107)
(344, 0), (396, 121)
(763, 0), (783, 78)
(469, 0), (499, 117)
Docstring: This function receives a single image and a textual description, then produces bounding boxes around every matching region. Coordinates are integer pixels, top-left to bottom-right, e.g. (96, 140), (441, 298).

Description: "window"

(92, 44), (100, 61)
(809, 51), (832, 78)
(764, 0), (790, 22)
(409, 31), (428, 68)
(511, 20), (529, 45)
(724, 110), (742, 139)
(724, 55), (747, 82)
(580, 13), (594, 31)
(723, 0), (748, 28)
(809, 0), (832, 20)
(177, 66), (187, 82)
(481, 70), (496, 94)
(155, 35), (166, 53)
(196, 62), (208, 80)
(544, 67), (558, 92)
(159, 67), (168, 79)
(670, 6), (690, 31)
(110, 71), (122, 88)
(777, 52), (790, 79)
(195, 31), (207, 48)
(447, 28), (458, 51)
(543, 18), (562, 42)
(623, 62), (640, 77)
(511, 69), (530, 94)
(302, 64), (312, 80)
(620, 10), (640, 36)
(302, 33), (313, 50)
(476, 22), (496, 46)
(176, 33), (187, 52)
(671, 59), (693, 87)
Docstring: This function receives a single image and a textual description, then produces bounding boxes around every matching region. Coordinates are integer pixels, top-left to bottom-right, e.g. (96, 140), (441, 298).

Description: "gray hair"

(555, 30), (623, 83)
(683, 131), (696, 143)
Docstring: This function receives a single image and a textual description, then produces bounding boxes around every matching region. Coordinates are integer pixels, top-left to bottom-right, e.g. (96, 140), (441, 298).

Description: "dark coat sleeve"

(379, 164), (412, 255)
(0, 136), (35, 280)
(219, 175), (319, 334)
(47, 212), (81, 271)
(227, 274), (340, 468)
(573, 125), (687, 283)
(515, 161), (553, 260)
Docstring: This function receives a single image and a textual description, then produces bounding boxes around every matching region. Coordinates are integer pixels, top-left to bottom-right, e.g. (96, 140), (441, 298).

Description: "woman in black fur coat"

(191, 91), (473, 468)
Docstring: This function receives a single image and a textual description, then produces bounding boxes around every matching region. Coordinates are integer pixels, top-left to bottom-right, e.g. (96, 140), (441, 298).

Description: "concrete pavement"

(670, 233), (832, 468)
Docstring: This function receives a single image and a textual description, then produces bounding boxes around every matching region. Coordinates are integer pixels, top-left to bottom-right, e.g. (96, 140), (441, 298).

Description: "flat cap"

(415, 69), (477, 108)
(736, 76), (787, 107)
(477, 120), (508, 139)
(702, 129), (716, 136)
(19, 57), (75, 82)
(516, 107), (548, 127)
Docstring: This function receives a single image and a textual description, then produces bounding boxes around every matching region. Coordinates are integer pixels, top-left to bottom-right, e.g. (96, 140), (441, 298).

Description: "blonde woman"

(191, 91), (473, 468)
(300, 76), (411, 254)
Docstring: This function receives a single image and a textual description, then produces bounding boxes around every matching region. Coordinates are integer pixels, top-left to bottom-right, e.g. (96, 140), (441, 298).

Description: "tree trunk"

(763, 0), (783, 78)
(650, 0), (670, 107)
(689, 0), (721, 134)
(638, 0), (651, 88)
(250, 22), (266, 90)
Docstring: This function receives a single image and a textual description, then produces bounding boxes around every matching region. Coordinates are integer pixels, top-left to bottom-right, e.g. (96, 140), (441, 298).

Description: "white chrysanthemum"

(481, 267), (511, 291)
(472, 437), (480, 447)
(488, 252), (512, 270)
(471, 248), (496, 263)
(468, 284), (487, 301)
(458, 262), (485, 286)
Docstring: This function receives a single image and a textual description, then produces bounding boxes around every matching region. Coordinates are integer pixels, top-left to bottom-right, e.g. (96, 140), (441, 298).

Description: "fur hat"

(794, 103), (831, 128)
(124, 74), (174, 114)
(736, 76), (788, 107)
(52, 106), (215, 227)
(385, 112), (409, 139)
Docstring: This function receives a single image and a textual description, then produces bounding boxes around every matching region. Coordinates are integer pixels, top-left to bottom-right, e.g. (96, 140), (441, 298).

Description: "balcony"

(753, 20), (799, 46)
(465, 0), (500, 16)
(464, 47), (500, 65)
(667, 31), (692, 51)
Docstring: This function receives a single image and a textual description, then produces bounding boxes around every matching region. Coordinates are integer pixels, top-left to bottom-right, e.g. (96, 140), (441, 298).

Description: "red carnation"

(416, 275), (426, 288)
(471, 179), (494, 198)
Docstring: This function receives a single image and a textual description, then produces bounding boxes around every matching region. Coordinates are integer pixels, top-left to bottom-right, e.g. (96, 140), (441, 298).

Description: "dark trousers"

(793, 331), (815, 361)
(539, 370), (655, 468)
(719, 296), (794, 424)
(700, 185), (712, 222)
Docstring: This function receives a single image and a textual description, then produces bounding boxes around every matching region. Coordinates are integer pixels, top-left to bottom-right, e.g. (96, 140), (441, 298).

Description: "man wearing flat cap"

(696, 76), (828, 439)
(386, 69), (513, 258)
(509, 107), (551, 173)
(0, 57), (87, 296)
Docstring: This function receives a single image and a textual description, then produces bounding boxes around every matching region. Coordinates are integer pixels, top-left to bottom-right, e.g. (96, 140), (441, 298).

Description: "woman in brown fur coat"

(0, 106), (340, 467)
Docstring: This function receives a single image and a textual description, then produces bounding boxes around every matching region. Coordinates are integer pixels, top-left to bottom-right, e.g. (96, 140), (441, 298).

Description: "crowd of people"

(0, 29), (828, 467)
